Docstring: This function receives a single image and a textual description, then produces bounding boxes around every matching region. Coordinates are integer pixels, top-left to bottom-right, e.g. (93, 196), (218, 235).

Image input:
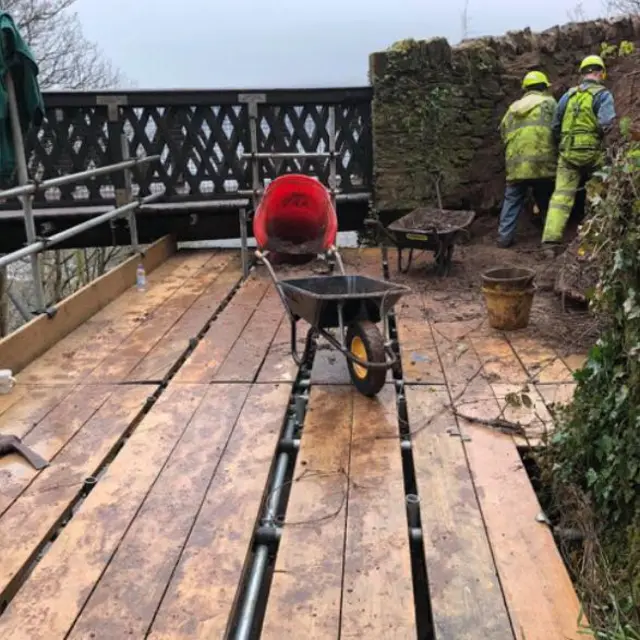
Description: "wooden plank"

(0, 384), (118, 515)
(507, 333), (573, 383)
(470, 333), (529, 385)
(17, 250), (215, 385)
(0, 384), (204, 640)
(127, 254), (243, 382)
(0, 386), (75, 440)
(491, 383), (553, 445)
(66, 383), (251, 639)
(562, 353), (587, 373)
(257, 316), (309, 383)
(0, 385), (153, 610)
(172, 274), (269, 383)
(535, 382), (576, 409)
(147, 383), (292, 640)
(432, 325), (583, 640)
(396, 294), (446, 384)
(213, 286), (283, 382)
(408, 385), (513, 640)
(261, 386), (353, 639)
(463, 427), (583, 640)
(83, 252), (234, 383)
(0, 236), (175, 373)
(311, 343), (352, 384)
(340, 386), (415, 638)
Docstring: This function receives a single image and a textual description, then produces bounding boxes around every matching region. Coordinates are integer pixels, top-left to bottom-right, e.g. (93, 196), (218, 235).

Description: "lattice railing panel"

(26, 106), (111, 204)
(15, 89), (372, 208)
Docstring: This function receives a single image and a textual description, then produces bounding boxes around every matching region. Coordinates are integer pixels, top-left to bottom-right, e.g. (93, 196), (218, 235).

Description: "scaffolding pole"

(6, 71), (46, 313)
(0, 191), (164, 270)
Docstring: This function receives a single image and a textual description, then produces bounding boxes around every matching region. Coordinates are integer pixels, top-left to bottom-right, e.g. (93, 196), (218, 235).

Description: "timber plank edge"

(0, 235), (176, 373)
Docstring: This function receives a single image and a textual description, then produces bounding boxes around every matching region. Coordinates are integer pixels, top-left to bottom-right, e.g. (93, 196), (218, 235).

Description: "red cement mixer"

(253, 174), (338, 261)
(253, 173), (410, 397)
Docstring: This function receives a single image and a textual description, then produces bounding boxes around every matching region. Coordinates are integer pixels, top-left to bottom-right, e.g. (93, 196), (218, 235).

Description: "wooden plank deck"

(262, 385), (415, 639)
(0, 248), (586, 640)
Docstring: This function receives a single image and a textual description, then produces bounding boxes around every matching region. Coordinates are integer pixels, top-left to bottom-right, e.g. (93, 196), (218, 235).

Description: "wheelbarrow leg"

(397, 248), (413, 274)
(290, 318), (316, 367)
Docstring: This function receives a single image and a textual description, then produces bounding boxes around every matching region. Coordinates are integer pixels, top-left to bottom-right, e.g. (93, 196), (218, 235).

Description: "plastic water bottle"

(136, 263), (146, 291)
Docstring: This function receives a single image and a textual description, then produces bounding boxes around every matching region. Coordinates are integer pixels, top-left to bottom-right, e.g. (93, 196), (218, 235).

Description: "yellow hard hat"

(522, 70), (550, 89)
(580, 55), (606, 75)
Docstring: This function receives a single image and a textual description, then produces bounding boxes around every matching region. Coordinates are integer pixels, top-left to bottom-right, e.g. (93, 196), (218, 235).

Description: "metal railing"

(1, 70), (163, 320)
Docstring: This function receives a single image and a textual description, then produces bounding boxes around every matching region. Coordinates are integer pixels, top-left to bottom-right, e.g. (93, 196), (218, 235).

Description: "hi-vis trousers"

(542, 157), (591, 243)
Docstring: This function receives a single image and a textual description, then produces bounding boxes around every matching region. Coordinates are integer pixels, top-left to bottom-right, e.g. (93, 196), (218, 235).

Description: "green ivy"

(551, 138), (640, 524)
(547, 137), (640, 628)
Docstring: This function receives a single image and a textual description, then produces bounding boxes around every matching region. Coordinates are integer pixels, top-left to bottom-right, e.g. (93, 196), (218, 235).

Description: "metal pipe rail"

(2, 63), (163, 317)
(0, 191), (164, 270)
(0, 155), (161, 202)
(240, 152), (332, 159)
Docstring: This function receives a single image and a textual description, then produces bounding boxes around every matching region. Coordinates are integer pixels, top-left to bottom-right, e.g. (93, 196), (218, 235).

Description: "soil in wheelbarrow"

(389, 211), (603, 354)
(390, 208), (473, 233)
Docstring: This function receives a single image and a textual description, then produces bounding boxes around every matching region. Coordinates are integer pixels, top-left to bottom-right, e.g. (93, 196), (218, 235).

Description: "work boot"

(540, 241), (563, 260)
(496, 236), (514, 249)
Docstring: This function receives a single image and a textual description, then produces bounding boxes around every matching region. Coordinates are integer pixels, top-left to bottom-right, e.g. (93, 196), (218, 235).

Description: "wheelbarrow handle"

(364, 218), (398, 246)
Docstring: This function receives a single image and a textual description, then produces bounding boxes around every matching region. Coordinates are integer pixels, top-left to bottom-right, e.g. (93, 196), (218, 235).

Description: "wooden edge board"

(15, 250), (217, 386)
(83, 252), (234, 383)
(261, 385), (353, 639)
(0, 235), (176, 373)
(431, 320), (584, 639)
(340, 387), (416, 639)
(463, 424), (586, 640)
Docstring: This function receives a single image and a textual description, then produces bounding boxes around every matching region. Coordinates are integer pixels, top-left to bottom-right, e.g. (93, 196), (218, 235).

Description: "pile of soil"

(390, 208), (475, 233)
(554, 236), (600, 304)
(387, 210), (602, 354)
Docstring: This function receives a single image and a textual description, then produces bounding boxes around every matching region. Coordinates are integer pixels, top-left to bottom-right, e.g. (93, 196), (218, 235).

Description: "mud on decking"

(0, 247), (584, 640)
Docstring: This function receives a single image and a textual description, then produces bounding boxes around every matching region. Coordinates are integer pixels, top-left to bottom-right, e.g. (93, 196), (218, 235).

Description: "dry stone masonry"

(369, 15), (640, 217)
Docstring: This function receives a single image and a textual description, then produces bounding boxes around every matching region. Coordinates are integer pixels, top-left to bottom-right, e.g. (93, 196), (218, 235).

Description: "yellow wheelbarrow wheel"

(346, 320), (387, 397)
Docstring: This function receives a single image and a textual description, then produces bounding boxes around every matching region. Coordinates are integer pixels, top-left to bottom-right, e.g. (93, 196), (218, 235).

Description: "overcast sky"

(74, 0), (607, 89)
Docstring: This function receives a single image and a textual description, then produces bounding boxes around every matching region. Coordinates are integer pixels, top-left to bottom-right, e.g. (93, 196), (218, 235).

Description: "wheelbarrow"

(254, 174), (411, 397)
(366, 207), (476, 276)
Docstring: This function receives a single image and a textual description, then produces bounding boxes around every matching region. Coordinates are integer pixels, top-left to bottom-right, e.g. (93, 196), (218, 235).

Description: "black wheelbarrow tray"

(366, 208), (476, 276)
(274, 274), (411, 397)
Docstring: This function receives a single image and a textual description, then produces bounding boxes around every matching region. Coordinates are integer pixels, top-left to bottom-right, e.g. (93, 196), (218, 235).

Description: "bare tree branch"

(0, 0), (134, 89)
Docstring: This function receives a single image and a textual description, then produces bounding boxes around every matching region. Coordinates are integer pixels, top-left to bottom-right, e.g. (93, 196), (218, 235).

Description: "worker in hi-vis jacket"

(542, 55), (616, 247)
(497, 70), (557, 248)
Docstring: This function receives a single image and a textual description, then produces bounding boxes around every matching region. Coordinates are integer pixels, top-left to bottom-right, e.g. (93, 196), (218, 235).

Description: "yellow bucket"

(481, 267), (536, 331)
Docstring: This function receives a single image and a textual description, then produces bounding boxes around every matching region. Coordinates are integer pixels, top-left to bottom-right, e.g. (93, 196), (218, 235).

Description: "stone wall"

(369, 15), (640, 216)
